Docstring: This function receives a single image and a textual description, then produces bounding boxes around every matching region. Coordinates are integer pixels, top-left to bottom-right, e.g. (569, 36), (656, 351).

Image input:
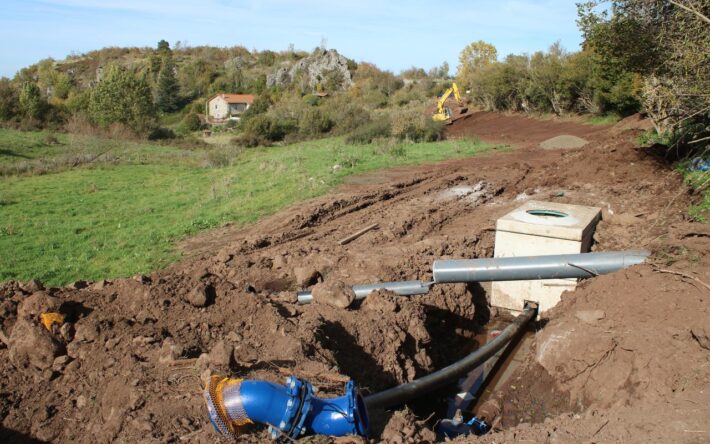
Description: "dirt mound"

(445, 111), (609, 148)
(539, 134), (589, 150)
(1, 112), (707, 443)
(611, 113), (655, 134)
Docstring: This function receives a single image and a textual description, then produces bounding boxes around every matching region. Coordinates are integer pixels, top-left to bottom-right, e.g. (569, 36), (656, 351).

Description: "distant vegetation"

(0, 41), (449, 146)
(455, 1), (709, 153)
(0, 2), (705, 153)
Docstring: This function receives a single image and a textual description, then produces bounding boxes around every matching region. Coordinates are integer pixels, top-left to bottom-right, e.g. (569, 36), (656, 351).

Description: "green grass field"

(0, 129), (504, 285)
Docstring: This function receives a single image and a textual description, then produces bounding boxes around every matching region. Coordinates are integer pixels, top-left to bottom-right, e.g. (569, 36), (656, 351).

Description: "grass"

(0, 128), (211, 176)
(0, 129), (504, 285)
(583, 114), (621, 126)
(680, 166), (710, 223)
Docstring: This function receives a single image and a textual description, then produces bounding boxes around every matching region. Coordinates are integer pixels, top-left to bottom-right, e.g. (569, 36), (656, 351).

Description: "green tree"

(0, 78), (19, 121)
(88, 64), (156, 133)
(156, 55), (180, 112)
(577, 1), (709, 137)
(19, 82), (46, 120)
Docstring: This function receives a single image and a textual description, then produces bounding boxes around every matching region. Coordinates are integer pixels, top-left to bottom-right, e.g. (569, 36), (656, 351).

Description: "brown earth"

(1, 112), (708, 443)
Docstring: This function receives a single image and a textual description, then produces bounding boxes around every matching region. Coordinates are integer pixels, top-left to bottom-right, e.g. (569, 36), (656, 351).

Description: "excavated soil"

(1, 111), (708, 443)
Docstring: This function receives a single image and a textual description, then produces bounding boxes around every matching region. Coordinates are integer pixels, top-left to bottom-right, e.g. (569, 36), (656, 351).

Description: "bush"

(390, 107), (445, 142)
(302, 94), (321, 106)
(147, 127), (175, 140)
(345, 119), (391, 144)
(88, 64), (156, 134)
(242, 114), (296, 143)
(299, 108), (333, 136)
(181, 112), (203, 132)
(333, 104), (371, 134)
(231, 133), (267, 148)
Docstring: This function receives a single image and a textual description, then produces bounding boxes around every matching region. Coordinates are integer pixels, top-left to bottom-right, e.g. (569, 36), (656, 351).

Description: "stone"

(209, 340), (233, 367)
(311, 280), (356, 309)
(59, 323), (75, 342)
(76, 395), (87, 409)
(9, 317), (63, 372)
(186, 284), (213, 307)
(91, 280), (109, 291)
(20, 279), (45, 293)
(158, 338), (184, 364)
(52, 355), (71, 372)
(17, 292), (61, 318)
(575, 309), (606, 324)
(607, 213), (639, 227)
(293, 267), (321, 288)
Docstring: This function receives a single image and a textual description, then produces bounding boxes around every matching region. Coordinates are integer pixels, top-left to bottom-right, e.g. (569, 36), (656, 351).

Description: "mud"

(1, 111), (709, 443)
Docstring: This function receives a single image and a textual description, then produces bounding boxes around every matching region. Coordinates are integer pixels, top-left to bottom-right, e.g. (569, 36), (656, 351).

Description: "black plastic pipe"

(363, 304), (537, 410)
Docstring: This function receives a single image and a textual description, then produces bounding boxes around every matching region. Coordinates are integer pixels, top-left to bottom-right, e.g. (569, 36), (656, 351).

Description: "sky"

(0, 0), (584, 78)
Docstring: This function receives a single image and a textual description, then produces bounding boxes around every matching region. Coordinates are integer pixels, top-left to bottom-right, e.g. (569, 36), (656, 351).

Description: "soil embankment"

(1, 112), (707, 443)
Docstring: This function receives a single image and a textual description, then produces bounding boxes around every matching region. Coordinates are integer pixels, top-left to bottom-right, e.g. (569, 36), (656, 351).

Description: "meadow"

(0, 128), (503, 285)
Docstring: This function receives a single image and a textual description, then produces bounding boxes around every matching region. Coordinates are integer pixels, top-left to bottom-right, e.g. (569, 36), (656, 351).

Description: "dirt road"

(1, 112), (708, 443)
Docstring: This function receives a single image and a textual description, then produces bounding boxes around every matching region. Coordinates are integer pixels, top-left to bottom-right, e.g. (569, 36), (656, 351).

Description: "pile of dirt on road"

(539, 134), (589, 150)
(1, 112), (708, 443)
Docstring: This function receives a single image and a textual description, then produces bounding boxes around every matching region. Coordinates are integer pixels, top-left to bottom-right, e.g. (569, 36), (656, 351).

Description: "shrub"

(201, 149), (231, 168)
(345, 119), (391, 144)
(147, 127), (175, 140)
(299, 108), (333, 136)
(390, 108), (445, 142)
(0, 79), (19, 121)
(231, 133), (267, 148)
(88, 64), (156, 134)
(326, 102), (371, 134)
(242, 115), (296, 143)
(181, 112), (203, 132)
(302, 94), (321, 107)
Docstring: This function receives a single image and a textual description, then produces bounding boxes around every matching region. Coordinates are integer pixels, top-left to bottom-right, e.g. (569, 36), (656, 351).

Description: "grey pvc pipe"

(297, 280), (431, 304)
(432, 250), (650, 283)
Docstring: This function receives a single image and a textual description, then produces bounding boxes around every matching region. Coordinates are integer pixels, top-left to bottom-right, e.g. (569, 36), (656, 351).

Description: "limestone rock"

(267, 49), (354, 91)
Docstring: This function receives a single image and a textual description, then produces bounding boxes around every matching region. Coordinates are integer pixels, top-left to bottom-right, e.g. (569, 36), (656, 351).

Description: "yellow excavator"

(432, 83), (468, 123)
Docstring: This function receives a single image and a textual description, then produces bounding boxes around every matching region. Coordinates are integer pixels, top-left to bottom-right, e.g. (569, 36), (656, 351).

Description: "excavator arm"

(432, 83), (468, 123)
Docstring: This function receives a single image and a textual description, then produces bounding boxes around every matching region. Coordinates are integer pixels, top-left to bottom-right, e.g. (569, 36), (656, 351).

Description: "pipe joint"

(204, 376), (369, 441)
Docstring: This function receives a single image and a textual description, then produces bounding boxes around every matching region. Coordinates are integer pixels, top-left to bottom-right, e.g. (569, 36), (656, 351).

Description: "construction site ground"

(1, 111), (708, 443)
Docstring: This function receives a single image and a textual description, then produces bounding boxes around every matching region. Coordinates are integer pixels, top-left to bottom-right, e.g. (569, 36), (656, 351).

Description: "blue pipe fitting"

(204, 375), (369, 441)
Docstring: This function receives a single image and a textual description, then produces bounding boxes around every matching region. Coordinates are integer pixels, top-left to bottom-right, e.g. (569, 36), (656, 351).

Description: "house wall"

(208, 97), (230, 120)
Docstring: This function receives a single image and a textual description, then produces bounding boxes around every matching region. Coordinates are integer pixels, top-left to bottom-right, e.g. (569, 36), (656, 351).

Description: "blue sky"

(0, 0), (584, 78)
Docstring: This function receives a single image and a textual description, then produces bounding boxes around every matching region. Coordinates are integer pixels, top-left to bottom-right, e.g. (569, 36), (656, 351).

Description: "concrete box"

(491, 200), (601, 315)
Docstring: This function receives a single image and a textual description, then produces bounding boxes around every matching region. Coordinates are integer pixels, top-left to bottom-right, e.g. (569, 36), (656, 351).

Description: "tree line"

(455, 1), (708, 150)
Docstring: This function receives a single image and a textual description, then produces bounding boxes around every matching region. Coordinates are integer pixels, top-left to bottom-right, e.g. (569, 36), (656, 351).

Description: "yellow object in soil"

(40, 312), (65, 331)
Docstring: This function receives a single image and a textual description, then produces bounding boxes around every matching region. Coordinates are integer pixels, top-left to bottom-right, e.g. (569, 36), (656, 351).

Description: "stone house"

(206, 93), (255, 122)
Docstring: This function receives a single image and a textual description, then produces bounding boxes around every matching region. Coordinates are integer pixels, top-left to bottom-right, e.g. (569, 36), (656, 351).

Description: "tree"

(156, 55), (180, 112)
(577, 1), (709, 138)
(88, 64), (156, 133)
(19, 82), (46, 120)
(0, 78), (19, 121)
(456, 41), (498, 89)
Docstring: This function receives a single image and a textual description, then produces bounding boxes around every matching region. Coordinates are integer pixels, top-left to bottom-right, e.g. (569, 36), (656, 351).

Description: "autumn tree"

(456, 41), (498, 90)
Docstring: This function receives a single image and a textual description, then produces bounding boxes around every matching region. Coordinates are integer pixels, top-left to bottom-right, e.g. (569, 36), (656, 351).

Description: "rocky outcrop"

(267, 49), (353, 91)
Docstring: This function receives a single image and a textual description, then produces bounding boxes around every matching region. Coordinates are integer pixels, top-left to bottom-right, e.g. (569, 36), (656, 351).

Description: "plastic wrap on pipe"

(432, 250), (649, 283)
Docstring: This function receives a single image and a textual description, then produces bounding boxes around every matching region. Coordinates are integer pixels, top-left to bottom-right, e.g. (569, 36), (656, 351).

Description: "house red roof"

(209, 93), (255, 105)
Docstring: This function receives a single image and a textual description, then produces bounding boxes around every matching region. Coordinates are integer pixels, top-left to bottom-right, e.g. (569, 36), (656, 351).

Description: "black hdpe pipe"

(363, 304), (537, 410)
